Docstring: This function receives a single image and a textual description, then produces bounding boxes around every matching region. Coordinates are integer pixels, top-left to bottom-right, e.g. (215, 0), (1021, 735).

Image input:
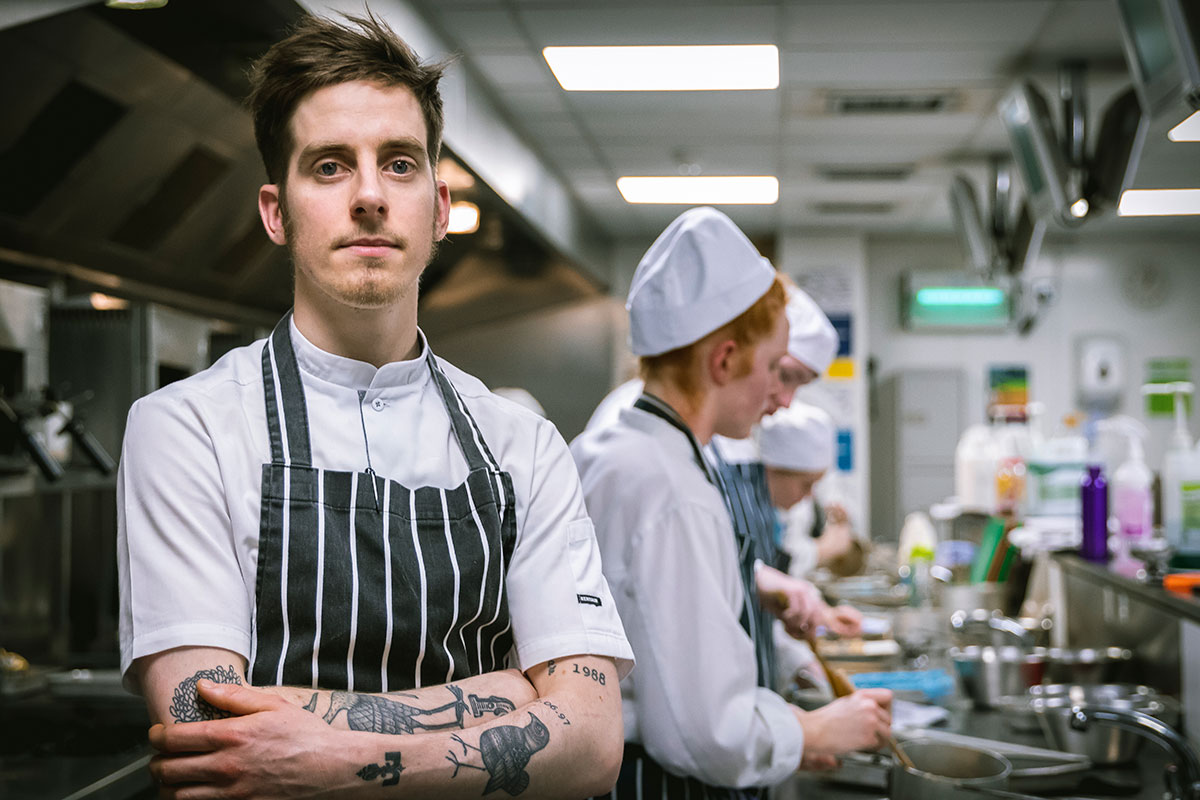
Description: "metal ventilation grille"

(817, 164), (915, 182)
(827, 91), (958, 115)
(812, 202), (896, 215)
(110, 146), (231, 252)
(0, 81), (127, 217)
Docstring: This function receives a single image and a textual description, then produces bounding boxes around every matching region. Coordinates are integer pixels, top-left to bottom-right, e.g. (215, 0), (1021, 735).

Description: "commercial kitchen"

(1, 0), (1199, 798)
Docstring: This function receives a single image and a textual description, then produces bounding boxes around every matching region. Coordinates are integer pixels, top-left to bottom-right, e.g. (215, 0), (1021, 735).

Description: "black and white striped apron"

(707, 440), (779, 693)
(595, 394), (765, 800)
(248, 315), (517, 693)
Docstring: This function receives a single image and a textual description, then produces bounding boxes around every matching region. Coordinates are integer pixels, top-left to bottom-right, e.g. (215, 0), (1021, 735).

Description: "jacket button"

(372, 398), (386, 411)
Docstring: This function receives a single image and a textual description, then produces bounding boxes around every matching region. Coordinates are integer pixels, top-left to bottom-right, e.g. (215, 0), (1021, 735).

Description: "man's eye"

(387, 160), (413, 175)
(317, 162), (339, 176)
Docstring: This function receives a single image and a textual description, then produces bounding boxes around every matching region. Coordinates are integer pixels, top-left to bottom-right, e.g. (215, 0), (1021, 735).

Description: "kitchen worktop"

(0, 682), (153, 800)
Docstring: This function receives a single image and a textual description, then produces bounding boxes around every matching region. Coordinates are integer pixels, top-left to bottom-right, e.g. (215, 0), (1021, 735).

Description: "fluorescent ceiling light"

(543, 45), (778, 91)
(1168, 110), (1200, 142)
(448, 201), (480, 234)
(617, 176), (779, 205)
(915, 287), (1006, 307)
(1118, 189), (1200, 216)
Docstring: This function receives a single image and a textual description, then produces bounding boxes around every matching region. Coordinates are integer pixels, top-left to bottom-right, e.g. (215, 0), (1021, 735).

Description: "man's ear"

(433, 179), (451, 241)
(258, 184), (287, 246)
(707, 339), (739, 387)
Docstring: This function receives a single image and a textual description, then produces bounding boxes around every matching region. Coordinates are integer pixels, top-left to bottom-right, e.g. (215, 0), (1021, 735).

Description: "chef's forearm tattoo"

(446, 713), (550, 796)
(168, 664), (242, 723)
(570, 663), (607, 685)
(358, 752), (404, 787)
(541, 700), (571, 725)
(318, 684), (516, 734)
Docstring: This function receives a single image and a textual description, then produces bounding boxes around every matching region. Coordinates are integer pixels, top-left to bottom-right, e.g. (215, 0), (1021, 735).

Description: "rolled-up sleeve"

(630, 502), (803, 787)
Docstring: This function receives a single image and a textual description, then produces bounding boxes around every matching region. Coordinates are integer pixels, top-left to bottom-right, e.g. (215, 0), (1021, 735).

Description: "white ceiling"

(404, 0), (1200, 241)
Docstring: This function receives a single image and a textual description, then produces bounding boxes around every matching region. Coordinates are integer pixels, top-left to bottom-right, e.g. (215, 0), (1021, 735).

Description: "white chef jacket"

(118, 320), (633, 689)
(571, 405), (804, 788)
(781, 498), (821, 578)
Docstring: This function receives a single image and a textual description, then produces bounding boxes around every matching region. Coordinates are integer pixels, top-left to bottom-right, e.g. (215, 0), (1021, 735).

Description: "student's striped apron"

(596, 394), (766, 800)
(248, 314), (517, 693)
(707, 439), (779, 693)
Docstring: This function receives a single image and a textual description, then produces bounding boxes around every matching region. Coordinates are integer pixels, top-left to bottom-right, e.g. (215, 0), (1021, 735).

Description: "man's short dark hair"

(247, 11), (449, 186)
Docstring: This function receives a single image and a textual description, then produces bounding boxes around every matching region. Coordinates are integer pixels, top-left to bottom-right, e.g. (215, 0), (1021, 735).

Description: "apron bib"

(248, 315), (517, 693)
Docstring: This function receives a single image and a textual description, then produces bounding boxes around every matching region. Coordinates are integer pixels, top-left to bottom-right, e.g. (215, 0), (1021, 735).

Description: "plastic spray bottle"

(1096, 416), (1153, 541)
(1156, 382), (1200, 556)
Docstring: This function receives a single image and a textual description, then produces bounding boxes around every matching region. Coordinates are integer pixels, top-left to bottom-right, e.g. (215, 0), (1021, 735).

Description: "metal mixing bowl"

(951, 646), (1046, 709)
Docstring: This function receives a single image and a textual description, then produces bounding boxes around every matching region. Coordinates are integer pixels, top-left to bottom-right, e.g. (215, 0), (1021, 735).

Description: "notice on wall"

(1145, 357), (1192, 417)
(988, 364), (1029, 420)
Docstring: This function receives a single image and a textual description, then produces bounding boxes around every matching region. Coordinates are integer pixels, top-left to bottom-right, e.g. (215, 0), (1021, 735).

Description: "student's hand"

(148, 679), (349, 798)
(798, 752), (839, 771)
(755, 565), (823, 636)
(815, 603), (863, 637)
(795, 688), (892, 756)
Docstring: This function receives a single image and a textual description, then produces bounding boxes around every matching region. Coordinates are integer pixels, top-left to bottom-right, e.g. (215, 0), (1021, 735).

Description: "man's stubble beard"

(280, 201), (442, 310)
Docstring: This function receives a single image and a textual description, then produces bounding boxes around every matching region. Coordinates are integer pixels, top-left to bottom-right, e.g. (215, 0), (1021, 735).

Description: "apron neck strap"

(262, 311), (313, 466)
(633, 393), (719, 488)
(426, 353), (498, 474)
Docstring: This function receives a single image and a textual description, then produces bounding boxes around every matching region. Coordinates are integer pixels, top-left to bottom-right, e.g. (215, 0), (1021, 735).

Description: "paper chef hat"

(785, 287), (838, 376)
(626, 207), (776, 357)
(757, 401), (836, 472)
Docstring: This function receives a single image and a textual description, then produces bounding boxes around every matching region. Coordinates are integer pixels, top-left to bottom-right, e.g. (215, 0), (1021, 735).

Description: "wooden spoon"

(805, 632), (916, 771)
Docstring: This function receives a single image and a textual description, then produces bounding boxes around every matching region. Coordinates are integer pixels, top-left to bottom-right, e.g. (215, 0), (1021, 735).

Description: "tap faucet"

(1069, 705), (1200, 800)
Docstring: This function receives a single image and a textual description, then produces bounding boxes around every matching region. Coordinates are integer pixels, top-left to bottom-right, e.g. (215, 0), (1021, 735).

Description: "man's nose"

(351, 170), (387, 220)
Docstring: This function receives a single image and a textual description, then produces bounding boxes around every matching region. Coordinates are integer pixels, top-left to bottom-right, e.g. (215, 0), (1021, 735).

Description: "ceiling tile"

(437, 9), (527, 50)
(471, 51), (558, 90)
(519, 5), (780, 47)
(782, 2), (1054, 47)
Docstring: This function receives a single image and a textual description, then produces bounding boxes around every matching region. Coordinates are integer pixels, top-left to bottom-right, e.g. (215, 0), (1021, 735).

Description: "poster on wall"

(1145, 358), (1192, 417)
(988, 364), (1029, 421)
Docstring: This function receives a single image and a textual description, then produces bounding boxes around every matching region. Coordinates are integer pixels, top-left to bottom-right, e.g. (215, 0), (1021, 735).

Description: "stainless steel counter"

(777, 704), (1177, 800)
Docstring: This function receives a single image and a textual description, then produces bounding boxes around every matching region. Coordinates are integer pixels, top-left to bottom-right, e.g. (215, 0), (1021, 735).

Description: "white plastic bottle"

(1158, 383), (1200, 553)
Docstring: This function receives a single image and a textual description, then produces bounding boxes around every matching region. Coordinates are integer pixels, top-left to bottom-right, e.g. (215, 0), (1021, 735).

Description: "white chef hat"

(785, 286), (838, 376)
(626, 207), (776, 357)
(757, 401), (836, 472)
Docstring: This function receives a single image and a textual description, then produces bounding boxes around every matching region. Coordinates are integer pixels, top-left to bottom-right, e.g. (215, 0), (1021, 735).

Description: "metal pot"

(890, 739), (1012, 800)
(951, 646), (1046, 709)
(1033, 686), (1178, 764)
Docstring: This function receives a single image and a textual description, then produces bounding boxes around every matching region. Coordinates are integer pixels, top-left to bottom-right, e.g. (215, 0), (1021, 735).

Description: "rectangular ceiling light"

(1168, 110), (1200, 141)
(617, 176), (779, 205)
(1118, 188), (1200, 215)
(543, 45), (778, 91)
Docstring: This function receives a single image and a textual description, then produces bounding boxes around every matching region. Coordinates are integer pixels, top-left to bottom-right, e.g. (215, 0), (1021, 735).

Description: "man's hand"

(794, 688), (893, 757)
(150, 680), (352, 798)
(755, 564), (823, 637)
